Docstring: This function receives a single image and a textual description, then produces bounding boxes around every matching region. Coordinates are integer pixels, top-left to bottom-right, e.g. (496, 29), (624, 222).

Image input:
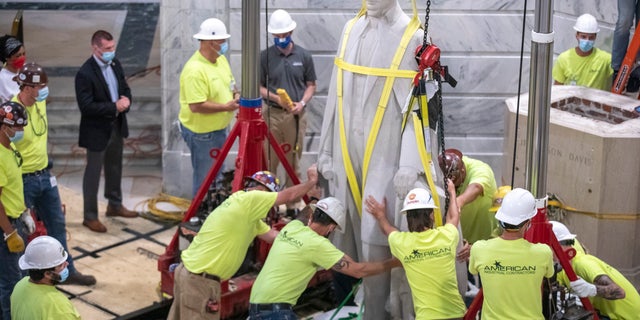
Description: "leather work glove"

(4, 230), (25, 253)
(20, 210), (36, 235)
(393, 166), (418, 200)
(317, 154), (335, 181)
(570, 278), (597, 297)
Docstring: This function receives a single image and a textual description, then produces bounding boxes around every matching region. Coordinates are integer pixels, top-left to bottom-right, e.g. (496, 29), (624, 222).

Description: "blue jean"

(0, 218), (27, 320)
(612, 0), (640, 73)
(23, 170), (77, 274)
(248, 306), (297, 319)
(180, 123), (227, 197)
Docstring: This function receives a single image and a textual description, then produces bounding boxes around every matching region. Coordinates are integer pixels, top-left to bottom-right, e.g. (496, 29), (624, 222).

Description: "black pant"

(82, 123), (124, 220)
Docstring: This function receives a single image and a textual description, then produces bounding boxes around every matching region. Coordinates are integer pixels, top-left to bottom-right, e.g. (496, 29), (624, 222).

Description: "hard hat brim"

(400, 203), (438, 214)
(193, 33), (231, 40)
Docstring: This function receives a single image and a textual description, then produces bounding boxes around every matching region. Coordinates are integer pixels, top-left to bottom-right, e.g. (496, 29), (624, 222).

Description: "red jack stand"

(463, 201), (599, 320)
(158, 97), (305, 318)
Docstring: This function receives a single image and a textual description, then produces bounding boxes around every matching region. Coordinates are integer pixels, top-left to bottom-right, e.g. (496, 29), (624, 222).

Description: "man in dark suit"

(75, 30), (137, 233)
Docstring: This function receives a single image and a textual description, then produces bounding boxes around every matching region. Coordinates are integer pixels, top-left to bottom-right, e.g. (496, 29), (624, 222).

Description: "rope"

(134, 193), (191, 223)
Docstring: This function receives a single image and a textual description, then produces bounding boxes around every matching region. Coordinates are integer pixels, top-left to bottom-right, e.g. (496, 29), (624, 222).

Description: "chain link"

(423, 0), (431, 45)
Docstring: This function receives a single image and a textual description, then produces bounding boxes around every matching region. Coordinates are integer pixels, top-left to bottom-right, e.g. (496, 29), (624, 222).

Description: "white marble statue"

(318, 0), (424, 318)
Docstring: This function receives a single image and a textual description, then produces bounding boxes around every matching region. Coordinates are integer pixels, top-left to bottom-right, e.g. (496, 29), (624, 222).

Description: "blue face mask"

(578, 39), (594, 52)
(102, 51), (115, 63)
(274, 36), (291, 49)
(217, 42), (229, 56)
(36, 86), (49, 102)
(58, 267), (69, 283)
(9, 129), (23, 143)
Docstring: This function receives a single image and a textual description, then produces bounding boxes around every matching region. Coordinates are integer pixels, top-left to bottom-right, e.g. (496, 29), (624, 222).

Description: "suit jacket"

(75, 56), (131, 152)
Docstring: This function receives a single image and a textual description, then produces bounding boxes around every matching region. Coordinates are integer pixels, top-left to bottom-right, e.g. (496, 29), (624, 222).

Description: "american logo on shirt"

(483, 260), (537, 274)
(279, 230), (303, 248)
(402, 247), (451, 263)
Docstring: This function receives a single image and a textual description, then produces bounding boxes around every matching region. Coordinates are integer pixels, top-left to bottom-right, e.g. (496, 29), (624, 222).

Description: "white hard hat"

(268, 9), (297, 34)
(312, 197), (345, 232)
(573, 14), (599, 34)
(495, 188), (537, 225)
(550, 221), (577, 242)
(400, 188), (437, 213)
(19, 235), (68, 270)
(193, 18), (230, 40)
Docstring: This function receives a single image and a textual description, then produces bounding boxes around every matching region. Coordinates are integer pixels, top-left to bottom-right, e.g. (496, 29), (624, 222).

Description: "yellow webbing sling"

(336, 0), (420, 215)
(407, 92), (444, 226)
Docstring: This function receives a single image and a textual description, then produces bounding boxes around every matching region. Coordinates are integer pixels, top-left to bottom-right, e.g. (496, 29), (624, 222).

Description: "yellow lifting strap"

(336, 0), (420, 216)
(409, 93), (444, 227)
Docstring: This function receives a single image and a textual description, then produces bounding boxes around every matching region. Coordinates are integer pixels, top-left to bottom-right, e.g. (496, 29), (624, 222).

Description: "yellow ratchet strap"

(411, 94), (443, 226)
(336, 0), (420, 216)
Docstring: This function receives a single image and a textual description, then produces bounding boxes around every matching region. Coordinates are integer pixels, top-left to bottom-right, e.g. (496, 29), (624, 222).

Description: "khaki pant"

(167, 263), (221, 320)
(263, 106), (307, 188)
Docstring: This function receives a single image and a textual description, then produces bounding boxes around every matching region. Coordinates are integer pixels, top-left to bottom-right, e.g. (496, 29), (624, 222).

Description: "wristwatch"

(300, 100), (306, 107)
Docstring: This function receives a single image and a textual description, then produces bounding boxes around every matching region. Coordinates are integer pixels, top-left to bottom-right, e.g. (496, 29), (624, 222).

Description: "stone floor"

(52, 164), (174, 319)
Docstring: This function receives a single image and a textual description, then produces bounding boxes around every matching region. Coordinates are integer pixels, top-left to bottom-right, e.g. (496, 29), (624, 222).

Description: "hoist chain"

(423, 0), (431, 46)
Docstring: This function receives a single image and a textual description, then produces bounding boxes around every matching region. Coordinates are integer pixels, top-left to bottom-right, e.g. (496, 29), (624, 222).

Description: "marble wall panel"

(442, 96), (506, 135)
(443, 56), (531, 94)
(554, 0), (617, 23)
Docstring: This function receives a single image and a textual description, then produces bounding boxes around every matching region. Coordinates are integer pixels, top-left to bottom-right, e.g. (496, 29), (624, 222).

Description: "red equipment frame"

(463, 203), (599, 320)
(612, 21), (640, 98)
(157, 98), (307, 319)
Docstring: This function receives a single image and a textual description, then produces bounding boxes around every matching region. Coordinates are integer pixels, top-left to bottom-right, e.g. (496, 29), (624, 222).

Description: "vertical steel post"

(525, 0), (553, 196)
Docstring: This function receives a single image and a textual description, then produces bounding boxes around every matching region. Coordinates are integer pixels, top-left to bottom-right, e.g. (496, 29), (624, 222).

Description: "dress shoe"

(83, 219), (107, 233)
(106, 204), (138, 218)
(62, 272), (97, 286)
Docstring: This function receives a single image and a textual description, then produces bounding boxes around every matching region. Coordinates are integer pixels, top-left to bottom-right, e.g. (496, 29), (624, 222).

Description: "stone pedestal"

(503, 86), (640, 288)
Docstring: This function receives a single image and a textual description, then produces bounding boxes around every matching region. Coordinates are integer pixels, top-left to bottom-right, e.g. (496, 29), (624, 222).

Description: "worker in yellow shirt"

(168, 165), (319, 320)
(249, 197), (399, 319)
(366, 179), (466, 319)
(551, 221), (640, 319)
(469, 188), (554, 319)
(0, 101), (29, 320)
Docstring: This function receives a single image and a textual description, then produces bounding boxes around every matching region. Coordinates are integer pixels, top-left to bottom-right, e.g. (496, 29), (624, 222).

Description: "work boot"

(62, 272), (97, 286)
(83, 219), (107, 233)
(106, 204), (138, 218)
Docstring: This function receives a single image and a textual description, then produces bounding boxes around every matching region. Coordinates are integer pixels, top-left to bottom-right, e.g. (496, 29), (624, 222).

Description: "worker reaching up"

(167, 164), (319, 320)
(365, 179), (467, 319)
(248, 197), (400, 319)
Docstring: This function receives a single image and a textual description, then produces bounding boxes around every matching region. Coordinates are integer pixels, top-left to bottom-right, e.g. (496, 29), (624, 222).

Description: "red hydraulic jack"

(463, 200), (599, 320)
(157, 97), (306, 318)
(612, 21), (640, 98)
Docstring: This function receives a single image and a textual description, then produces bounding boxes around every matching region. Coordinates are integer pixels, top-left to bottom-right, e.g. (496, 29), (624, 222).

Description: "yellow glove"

(4, 230), (25, 253)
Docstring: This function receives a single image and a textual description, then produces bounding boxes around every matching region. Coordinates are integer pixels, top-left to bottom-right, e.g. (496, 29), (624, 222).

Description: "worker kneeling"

(249, 197), (400, 319)
(366, 179), (467, 319)
(11, 236), (81, 320)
